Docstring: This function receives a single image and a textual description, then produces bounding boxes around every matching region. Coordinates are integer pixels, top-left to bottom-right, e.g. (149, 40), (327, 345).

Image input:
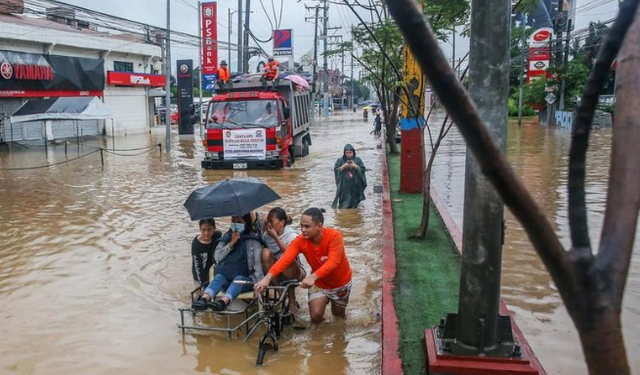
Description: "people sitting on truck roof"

(260, 57), (280, 91)
(217, 61), (231, 92)
(255, 102), (277, 126)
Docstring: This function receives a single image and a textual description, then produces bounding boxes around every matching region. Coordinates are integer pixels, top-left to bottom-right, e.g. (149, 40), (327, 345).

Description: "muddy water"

(430, 116), (640, 374)
(0, 112), (382, 374)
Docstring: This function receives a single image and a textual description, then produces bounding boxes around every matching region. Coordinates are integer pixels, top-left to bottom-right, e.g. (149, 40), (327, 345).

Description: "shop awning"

(11, 97), (113, 123)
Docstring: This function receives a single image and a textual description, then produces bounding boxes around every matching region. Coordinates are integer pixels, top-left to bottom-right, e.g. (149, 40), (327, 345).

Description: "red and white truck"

(201, 80), (312, 169)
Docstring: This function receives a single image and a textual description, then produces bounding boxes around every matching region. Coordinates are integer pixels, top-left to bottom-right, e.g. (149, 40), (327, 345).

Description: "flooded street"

(430, 115), (640, 374)
(0, 112), (382, 374)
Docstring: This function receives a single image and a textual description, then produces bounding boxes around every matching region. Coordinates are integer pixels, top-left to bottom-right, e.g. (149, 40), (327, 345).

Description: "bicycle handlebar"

(233, 280), (300, 306)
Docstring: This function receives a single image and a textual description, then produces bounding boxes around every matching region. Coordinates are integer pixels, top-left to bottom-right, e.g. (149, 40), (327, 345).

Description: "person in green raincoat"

(332, 144), (367, 209)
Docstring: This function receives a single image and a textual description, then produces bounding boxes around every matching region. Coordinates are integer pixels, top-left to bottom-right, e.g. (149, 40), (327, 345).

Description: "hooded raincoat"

(332, 144), (367, 209)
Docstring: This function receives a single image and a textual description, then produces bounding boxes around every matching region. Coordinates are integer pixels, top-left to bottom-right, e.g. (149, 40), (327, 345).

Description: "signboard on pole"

(273, 29), (293, 56)
(201, 2), (218, 76)
(177, 59), (194, 135)
(529, 27), (553, 48)
(223, 128), (267, 160)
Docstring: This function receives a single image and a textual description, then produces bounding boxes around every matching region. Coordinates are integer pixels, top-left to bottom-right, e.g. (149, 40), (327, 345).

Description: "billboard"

(0, 50), (104, 95)
(273, 29), (293, 56)
(201, 2), (218, 75)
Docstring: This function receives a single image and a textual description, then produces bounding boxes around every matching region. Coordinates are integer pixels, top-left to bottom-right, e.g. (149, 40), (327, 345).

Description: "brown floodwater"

(430, 115), (640, 374)
(0, 111), (382, 374)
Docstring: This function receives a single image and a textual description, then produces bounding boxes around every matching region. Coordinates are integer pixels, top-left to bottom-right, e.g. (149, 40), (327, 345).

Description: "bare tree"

(387, 0), (640, 373)
(413, 57), (468, 238)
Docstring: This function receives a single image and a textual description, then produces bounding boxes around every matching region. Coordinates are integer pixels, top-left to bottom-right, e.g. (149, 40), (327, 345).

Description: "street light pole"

(164, 0), (171, 153)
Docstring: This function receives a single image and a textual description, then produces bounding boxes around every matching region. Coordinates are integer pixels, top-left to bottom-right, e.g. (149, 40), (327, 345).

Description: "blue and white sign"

(273, 29), (293, 57)
(202, 74), (217, 90)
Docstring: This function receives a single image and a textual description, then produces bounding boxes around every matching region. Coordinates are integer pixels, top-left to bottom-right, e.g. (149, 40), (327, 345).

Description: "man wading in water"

(254, 208), (352, 324)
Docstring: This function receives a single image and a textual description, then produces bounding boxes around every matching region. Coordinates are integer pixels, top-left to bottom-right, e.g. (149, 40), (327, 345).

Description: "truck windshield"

(206, 100), (278, 129)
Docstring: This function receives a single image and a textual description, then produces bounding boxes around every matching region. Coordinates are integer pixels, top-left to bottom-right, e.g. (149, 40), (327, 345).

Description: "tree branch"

(343, 0), (420, 118)
(597, 5), (640, 302)
(568, 0), (640, 252)
(353, 53), (411, 109)
(386, 0), (580, 299)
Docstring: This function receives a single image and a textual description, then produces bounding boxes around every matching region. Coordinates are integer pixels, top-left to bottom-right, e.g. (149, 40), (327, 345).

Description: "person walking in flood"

(332, 144), (367, 209)
(373, 113), (382, 137)
(254, 208), (352, 324)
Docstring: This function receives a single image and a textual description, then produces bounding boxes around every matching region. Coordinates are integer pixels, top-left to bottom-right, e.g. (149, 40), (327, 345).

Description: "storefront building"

(0, 8), (164, 143)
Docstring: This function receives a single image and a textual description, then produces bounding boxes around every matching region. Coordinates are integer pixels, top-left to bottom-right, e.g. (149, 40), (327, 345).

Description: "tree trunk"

(578, 309), (629, 375)
(413, 148), (435, 238)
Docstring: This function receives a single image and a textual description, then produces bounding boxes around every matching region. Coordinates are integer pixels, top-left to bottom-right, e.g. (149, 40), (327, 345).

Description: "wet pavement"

(430, 115), (640, 374)
(0, 111), (382, 374)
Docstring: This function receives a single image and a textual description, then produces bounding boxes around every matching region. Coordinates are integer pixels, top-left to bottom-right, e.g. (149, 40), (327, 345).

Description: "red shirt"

(267, 227), (352, 290)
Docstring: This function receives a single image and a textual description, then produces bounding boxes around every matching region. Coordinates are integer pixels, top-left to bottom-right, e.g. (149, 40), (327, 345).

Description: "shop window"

(114, 61), (133, 72)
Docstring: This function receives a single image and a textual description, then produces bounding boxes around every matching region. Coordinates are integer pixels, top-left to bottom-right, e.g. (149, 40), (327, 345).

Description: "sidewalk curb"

(381, 138), (403, 375)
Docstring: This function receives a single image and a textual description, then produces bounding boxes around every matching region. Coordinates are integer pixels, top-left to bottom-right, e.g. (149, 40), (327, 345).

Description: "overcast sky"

(59, 0), (620, 75)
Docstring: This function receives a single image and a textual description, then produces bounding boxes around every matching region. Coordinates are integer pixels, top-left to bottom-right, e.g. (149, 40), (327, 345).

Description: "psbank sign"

(107, 71), (166, 87)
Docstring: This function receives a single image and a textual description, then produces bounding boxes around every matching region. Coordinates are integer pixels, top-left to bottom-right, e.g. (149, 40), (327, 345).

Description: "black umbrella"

(184, 177), (281, 220)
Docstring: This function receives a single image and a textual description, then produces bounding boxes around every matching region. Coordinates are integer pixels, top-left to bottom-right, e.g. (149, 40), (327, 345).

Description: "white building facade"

(0, 9), (164, 143)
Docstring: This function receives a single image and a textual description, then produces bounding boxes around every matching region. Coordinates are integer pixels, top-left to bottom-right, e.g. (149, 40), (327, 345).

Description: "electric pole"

(237, 0), (242, 72)
(350, 27), (355, 109)
(322, 0), (329, 117)
(165, 0), (171, 153)
(243, 0), (251, 73)
(228, 8), (232, 68)
(559, 19), (572, 111)
(517, 27), (527, 127)
(305, 6), (321, 103)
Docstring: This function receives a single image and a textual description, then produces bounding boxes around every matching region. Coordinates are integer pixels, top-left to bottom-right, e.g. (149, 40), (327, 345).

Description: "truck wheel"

(287, 147), (295, 167)
(302, 139), (310, 157)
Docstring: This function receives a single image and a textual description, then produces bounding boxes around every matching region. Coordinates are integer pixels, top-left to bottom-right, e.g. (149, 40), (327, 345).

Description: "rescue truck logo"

(1, 61), (13, 80)
(204, 6), (213, 17)
(255, 130), (263, 137)
(226, 130), (232, 138)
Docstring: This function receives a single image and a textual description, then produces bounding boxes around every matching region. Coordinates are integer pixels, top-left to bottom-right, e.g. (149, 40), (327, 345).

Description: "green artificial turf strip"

(387, 152), (462, 375)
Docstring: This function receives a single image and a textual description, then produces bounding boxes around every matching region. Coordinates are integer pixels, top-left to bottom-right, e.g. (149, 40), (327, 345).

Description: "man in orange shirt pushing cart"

(254, 207), (352, 324)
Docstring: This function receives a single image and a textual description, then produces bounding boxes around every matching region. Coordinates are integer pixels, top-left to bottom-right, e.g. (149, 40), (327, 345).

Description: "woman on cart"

(192, 213), (264, 311)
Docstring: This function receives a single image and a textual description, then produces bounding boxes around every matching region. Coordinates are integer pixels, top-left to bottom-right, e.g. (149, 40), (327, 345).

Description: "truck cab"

(201, 80), (312, 170)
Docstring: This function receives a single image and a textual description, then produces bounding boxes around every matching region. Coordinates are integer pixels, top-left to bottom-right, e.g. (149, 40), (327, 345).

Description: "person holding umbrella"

(185, 178), (281, 311)
(192, 213), (264, 311)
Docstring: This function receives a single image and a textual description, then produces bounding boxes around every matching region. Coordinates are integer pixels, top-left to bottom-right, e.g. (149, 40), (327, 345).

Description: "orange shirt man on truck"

(260, 56), (281, 91)
(254, 207), (352, 324)
(217, 60), (231, 92)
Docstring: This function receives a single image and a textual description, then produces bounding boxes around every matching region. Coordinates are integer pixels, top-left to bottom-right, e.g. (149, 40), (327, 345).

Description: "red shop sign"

(201, 2), (218, 75)
(107, 71), (166, 87)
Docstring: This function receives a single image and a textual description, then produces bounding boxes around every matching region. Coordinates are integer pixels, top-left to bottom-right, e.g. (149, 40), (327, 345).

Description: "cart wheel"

(256, 344), (270, 365)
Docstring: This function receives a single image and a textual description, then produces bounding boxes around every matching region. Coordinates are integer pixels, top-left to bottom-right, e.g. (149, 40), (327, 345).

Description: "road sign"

(545, 93), (556, 104)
